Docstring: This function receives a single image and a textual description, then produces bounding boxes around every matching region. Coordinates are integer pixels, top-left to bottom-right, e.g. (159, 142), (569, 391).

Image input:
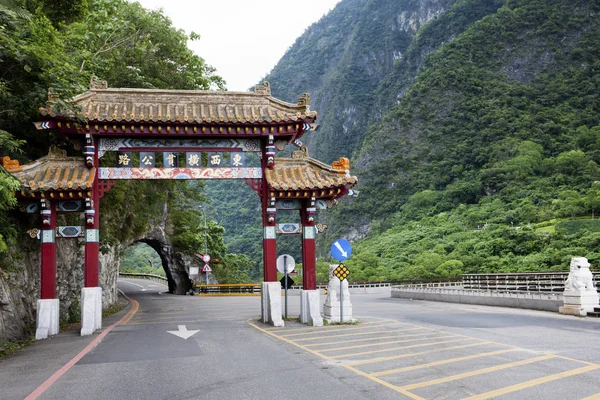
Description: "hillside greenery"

(0, 0), (253, 282)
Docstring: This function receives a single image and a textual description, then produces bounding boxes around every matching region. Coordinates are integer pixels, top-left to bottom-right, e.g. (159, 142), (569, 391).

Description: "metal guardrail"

(119, 272), (168, 283)
(392, 272), (600, 294)
(461, 271), (600, 293)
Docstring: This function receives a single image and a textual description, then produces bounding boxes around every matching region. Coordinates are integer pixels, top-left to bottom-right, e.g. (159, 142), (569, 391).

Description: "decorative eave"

(265, 148), (357, 200)
(38, 81), (317, 140)
(4, 147), (95, 199)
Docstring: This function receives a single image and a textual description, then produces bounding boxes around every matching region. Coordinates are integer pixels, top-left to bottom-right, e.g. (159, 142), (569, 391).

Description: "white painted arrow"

(167, 325), (199, 340)
(334, 241), (348, 257)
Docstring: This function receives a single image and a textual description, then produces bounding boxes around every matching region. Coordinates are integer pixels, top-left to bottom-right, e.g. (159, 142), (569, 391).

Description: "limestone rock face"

(0, 200), (198, 340)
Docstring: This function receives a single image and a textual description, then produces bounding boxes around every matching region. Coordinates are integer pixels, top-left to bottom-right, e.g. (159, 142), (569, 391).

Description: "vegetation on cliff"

(0, 0), (252, 282)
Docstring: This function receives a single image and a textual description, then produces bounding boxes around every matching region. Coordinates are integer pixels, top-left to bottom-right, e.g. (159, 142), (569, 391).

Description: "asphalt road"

(3, 280), (600, 399)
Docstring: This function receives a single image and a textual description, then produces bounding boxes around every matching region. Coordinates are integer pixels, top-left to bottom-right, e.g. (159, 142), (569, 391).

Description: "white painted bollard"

(261, 282), (284, 327)
(81, 287), (103, 336)
(35, 299), (59, 340)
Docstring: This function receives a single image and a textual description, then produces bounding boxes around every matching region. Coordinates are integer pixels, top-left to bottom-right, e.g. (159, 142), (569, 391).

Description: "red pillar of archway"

(262, 192), (277, 282)
(40, 199), (57, 299)
(301, 199), (317, 290)
(84, 144), (100, 288)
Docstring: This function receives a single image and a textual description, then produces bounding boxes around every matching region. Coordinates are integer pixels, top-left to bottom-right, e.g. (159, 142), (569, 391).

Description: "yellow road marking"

(463, 364), (600, 400)
(582, 393), (600, 400)
(306, 330), (424, 347)
(266, 321), (379, 333)
(372, 348), (521, 377)
(318, 334), (458, 353)
(331, 338), (469, 359)
(294, 328), (425, 342)
(347, 342), (493, 367)
(249, 320), (424, 400)
(120, 299), (139, 324)
(280, 322), (410, 338)
(399, 354), (556, 391)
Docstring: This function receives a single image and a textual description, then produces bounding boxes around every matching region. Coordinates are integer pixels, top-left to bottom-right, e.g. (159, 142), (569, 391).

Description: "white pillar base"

(323, 303), (355, 323)
(300, 290), (323, 326)
(560, 290), (599, 316)
(35, 299), (60, 340)
(81, 287), (103, 336)
(261, 282), (284, 327)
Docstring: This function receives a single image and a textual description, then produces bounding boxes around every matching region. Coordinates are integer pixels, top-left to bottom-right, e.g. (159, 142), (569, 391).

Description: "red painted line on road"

(25, 296), (139, 400)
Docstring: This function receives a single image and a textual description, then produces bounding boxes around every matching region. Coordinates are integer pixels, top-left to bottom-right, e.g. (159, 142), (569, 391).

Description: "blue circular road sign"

(331, 239), (352, 261)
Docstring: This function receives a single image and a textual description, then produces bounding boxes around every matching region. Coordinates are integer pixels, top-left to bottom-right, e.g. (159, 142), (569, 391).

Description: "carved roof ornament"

(1, 156), (22, 173)
(47, 145), (67, 160)
(47, 88), (59, 103)
(254, 81), (271, 96)
(297, 93), (310, 109)
(292, 146), (309, 160)
(90, 75), (108, 90)
(332, 157), (350, 171)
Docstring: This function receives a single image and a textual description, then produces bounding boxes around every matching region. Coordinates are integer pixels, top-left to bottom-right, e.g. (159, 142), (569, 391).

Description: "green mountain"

(258, 0), (600, 280)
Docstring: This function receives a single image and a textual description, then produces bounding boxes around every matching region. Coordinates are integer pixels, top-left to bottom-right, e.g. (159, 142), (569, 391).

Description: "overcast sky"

(133, 0), (342, 91)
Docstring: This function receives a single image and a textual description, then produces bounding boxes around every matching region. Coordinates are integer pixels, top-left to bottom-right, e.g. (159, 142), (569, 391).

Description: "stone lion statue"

(565, 257), (596, 293)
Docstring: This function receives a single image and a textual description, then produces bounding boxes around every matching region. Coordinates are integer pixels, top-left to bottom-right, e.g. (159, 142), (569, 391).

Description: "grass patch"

(0, 338), (33, 359)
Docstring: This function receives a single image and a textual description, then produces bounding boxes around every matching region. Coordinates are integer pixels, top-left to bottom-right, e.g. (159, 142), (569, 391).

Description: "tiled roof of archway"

(39, 82), (316, 124)
(5, 148), (95, 193)
(266, 150), (357, 196)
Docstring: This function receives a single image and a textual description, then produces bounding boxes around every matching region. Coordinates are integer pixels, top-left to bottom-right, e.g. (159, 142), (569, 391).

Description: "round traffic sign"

(201, 254), (211, 263)
(331, 239), (352, 261)
(277, 254), (295, 274)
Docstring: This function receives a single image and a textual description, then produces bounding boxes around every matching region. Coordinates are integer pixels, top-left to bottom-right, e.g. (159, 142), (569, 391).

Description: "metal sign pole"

(284, 255), (288, 319)
(340, 272), (343, 323)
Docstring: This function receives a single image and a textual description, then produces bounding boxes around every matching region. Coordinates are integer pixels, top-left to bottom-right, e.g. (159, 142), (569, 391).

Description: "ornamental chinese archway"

(2, 80), (357, 337)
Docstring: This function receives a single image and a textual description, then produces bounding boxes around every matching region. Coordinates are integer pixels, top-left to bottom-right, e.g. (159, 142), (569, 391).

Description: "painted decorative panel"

(98, 138), (260, 156)
(98, 167), (262, 180)
(276, 199), (301, 210)
(57, 226), (84, 238)
(57, 200), (84, 212)
(277, 223), (301, 235)
(85, 229), (99, 243)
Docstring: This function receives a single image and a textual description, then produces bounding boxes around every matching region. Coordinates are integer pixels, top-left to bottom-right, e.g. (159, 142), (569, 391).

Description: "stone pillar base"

(261, 282), (284, 327)
(300, 290), (323, 326)
(559, 305), (588, 317)
(561, 290), (599, 317)
(81, 287), (102, 336)
(323, 303), (355, 323)
(36, 299), (59, 340)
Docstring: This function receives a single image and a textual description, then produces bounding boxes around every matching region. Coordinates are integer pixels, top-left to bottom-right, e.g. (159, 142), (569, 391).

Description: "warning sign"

(202, 264), (212, 272)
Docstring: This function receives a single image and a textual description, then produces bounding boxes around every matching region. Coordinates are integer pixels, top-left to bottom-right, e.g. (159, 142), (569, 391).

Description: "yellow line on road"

(582, 392), (600, 400)
(399, 354), (556, 391)
(267, 321), (379, 334)
(306, 330), (423, 347)
(347, 342), (493, 367)
(331, 338), (469, 359)
(372, 348), (521, 377)
(463, 364), (600, 400)
(280, 322), (410, 338)
(249, 320), (424, 400)
(318, 334), (457, 353)
(294, 328), (425, 342)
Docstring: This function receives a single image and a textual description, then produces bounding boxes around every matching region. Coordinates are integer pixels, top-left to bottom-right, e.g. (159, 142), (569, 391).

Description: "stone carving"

(559, 257), (599, 317)
(565, 257), (596, 292)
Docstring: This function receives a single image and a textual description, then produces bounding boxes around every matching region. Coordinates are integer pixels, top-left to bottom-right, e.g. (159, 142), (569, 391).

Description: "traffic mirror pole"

(284, 255), (288, 319)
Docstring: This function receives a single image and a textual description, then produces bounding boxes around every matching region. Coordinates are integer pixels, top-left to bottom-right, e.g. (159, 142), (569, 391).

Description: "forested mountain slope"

(329, 0), (600, 280)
